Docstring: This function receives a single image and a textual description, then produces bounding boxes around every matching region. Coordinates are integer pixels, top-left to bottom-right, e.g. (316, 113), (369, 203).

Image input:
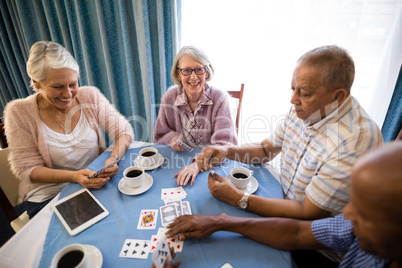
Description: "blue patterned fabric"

(312, 214), (389, 268)
(0, 0), (181, 142)
(382, 65), (402, 142)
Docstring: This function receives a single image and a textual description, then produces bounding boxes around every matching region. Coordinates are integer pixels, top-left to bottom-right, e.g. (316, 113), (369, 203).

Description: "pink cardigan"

(4, 86), (134, 203)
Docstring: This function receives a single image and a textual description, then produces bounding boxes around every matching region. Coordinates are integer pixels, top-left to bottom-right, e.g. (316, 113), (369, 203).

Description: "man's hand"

(208, 173), (243, 207)
(196, 146), (228, 172)
(175, 162), (200, 186)
(166, 214), (225, 240)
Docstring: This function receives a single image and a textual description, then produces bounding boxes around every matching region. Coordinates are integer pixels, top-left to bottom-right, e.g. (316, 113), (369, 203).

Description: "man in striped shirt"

(167, 142), (402, 268)
(196, 45), (382, 220)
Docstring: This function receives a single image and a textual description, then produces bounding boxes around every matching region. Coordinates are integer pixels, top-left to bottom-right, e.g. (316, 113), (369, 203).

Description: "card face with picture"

(152, 236), (171, 268)
(160, 204), (178, 226)
(137, 209), (158, 229)
(119, 239), (151, 259)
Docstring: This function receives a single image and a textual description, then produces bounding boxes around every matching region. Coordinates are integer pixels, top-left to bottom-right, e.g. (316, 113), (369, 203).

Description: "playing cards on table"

(137, 209), (158, 229)
(119, 186), (190, 261)
(152, 236), (171, 268)
(161, 186), (187, 202)
(119, 239), (151, 259)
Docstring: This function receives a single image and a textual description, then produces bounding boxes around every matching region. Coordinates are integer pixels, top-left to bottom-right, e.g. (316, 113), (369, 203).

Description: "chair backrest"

(0, 148), (30, 231)
(0, 117), (8, 149)
(0, 148), (19, 207)
(227, 83), (245, 134)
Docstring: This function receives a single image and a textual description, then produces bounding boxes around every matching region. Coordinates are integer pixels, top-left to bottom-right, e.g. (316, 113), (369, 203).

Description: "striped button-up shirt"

(266, 95), (383, 215)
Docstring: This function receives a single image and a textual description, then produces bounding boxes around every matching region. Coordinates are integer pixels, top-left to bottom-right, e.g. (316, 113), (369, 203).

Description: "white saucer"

(118, 173), (153, 195)
(85, 244), (103, 268)
(51, 245), (102, 268)
(133, 153), (164, 170)
(227, 175), (259, 194)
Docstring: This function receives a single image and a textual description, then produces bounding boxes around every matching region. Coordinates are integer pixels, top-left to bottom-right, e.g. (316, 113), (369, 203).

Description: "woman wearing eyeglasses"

(154, 46), (237, 186)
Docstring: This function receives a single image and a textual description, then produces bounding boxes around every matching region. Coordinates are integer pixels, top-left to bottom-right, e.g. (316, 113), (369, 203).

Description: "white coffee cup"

(229, 167), (254, 189)
(139, 147), (159, 167)
(124, 166), (145, 188)
(50, 244), (93, 268)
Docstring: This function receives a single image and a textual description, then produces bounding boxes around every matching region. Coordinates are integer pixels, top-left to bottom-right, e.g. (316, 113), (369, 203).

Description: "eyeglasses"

(177, 67), (207, 76)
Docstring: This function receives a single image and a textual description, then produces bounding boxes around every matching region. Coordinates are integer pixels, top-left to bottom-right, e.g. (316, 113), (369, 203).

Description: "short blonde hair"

(171, 45), (214, 85)
(26, 41), (79, 91)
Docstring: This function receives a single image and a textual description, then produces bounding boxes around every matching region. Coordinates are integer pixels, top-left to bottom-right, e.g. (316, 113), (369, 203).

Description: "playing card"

(173, 138), (193, 152)
(150, 228), (183, 253)
(137, 209), (158, 229)
(88, 159), (119, 178)
(157, 227), (167, 237)
(160, 204), (178, 226)
(152, 236), (171, 268)
(150, 235), (160, 253)
(182, 201), (192, 215)
(166, 235), (183, 252)
(119, 239), (151, 259)
(166, 200), (183, 216)
(161, 187), (187, 201)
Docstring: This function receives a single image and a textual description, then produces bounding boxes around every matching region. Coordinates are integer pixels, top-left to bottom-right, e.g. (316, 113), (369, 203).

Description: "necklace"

(52, 113), (68, 135)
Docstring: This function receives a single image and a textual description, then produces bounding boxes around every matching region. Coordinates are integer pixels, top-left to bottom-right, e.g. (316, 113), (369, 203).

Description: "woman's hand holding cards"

(72, 169), (110, 189)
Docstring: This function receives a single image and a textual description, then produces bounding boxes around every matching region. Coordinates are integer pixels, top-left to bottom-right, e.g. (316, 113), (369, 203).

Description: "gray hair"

(26, 41), (79, 91)
(296, 45), (355, 94)
(171, 45), (214, 85)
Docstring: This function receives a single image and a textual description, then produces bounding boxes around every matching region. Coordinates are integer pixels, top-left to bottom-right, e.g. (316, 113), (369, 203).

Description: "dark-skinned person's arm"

(166, 214), (328, 251)
(197, 139), (281, 171)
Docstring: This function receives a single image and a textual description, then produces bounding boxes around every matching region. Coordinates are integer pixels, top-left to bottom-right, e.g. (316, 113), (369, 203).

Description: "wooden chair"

(0, 148), (29, 232)
(227, 83), (245, 134)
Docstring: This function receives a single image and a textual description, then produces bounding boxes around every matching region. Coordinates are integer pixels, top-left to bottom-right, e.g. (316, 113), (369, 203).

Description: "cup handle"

(250, 170), (254, 177)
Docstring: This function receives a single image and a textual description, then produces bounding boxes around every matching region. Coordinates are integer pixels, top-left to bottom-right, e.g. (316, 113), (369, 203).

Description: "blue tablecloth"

(39, 145), (292, 267)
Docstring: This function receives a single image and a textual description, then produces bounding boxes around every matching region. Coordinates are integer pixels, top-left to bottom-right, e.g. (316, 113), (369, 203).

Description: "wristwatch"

(110, 155), (120, 162)
(238, 192), (250, 209)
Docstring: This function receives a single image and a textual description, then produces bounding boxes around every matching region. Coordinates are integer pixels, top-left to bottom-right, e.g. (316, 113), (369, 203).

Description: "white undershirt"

(25, 111), (99, 202)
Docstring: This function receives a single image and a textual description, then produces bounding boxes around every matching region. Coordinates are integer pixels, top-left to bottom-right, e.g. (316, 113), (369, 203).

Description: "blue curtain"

(0, 0), (181, 142)
(382, 65), (402, 142)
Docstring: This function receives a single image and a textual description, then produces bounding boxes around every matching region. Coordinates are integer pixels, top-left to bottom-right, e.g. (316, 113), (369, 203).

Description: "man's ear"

(331, 88), (348, 109)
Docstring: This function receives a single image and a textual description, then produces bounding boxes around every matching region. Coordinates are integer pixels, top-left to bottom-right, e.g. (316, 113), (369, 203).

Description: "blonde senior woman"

(4, 41), (133, 218)
(154, 46), (237, 186)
